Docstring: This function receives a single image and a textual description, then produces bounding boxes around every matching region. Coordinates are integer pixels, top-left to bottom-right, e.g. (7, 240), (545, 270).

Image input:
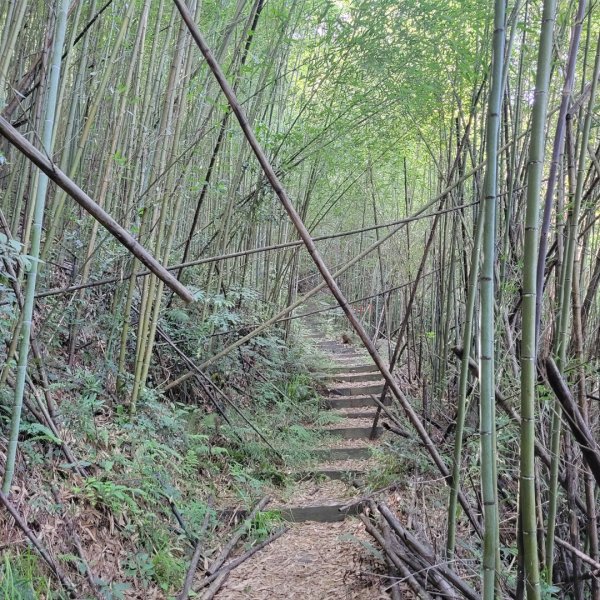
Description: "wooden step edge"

(313, 446), (374, 460)
(291, 469), (366, 482)
(329, 385), (386, 397)
(321, 426), (383, 439)
(324, 396), (390, 409)
(321, 365), (377, 373)
(330, 374), (384, 383)
(332, 410), (378, 419)
(219, 500), (363, 524)
(274, 503), (362, 523)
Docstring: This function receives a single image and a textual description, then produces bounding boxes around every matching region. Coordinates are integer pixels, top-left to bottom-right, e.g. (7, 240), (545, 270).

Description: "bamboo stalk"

(478, 1), (505, 595)
(173, 0), (483, 541)
(0, 116), (194, 303)
(2, 0), (70, 494)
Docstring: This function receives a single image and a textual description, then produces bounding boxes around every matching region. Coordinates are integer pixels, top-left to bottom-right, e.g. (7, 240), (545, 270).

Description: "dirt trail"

(216, 313), (391, 599)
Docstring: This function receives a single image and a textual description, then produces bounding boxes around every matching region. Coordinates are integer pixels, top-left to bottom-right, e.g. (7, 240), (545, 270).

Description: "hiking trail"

(217, 304), (393, 599)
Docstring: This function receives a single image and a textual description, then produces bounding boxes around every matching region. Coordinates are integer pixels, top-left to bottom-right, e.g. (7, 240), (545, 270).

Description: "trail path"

(217, 310), (392, 599)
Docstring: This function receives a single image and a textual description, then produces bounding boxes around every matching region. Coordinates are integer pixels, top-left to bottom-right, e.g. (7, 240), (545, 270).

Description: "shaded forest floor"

(0, 296), (452, 599)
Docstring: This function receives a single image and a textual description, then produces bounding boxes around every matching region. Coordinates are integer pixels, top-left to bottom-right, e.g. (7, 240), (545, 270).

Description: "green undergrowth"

(364, 413), (439, 491)
(0, 552), (63, 600)
(0, 310), (336, 598)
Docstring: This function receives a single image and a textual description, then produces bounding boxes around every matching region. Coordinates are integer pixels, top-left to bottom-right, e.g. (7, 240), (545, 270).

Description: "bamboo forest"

(2, 0), (600, 598)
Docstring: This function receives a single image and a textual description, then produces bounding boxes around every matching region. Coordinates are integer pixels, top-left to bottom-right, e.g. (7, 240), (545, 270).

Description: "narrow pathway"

(217, 315), (391, 599)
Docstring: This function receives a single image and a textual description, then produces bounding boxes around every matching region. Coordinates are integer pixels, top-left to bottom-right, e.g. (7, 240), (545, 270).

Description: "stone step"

(324, 395), (389, 409)
(323, 426), (382, 440)
(314, 446), (373, 461)
(329, 383), (385, 396)
(322, 364), (378, 374)
(274, 503), (360, 523)
(331, 372), (383, 383)
(333, 410), (377, 419)
(322, 349), (368, 358)
(293, 469), (365, 482)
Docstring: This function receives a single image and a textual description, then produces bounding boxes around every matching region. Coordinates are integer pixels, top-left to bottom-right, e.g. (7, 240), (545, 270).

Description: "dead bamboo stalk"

(177, 496), (214, 600)
(207, 496), (270, 575)
(360, 513), (433, 600)
(545, 357), (600, 487)
(72, 533), (106, 600)
(197, 526), (287, 590)
(201, 571), (229, 600)
(381, 517), (404, 600)
(555, 536), (600, 571)
(378, 503), (480, 600)
(0, 490), (77, 596)
(173, 0), (481, 538)
(0, 115), (194, 303)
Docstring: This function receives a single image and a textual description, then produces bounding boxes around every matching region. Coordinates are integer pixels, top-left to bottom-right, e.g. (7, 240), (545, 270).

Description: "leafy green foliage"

(0, 552), (64, 600)
(74, 477), (145, 516)
(247, 510), (283, 542)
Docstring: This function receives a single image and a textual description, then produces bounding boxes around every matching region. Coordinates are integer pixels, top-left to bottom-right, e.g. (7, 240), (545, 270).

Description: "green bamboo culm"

(446, 205), (483, 561)
(479, 0), (505, 595)
(2, 0), (69, 494)
(520, 0), (557, 595)
(0, 0), (29, 110)
(546, 26), (600, 581)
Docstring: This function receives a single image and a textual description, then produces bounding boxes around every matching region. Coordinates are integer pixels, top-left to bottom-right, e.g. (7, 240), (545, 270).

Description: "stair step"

(333, 410), (377, 419)
(294, 469), (365, 482)
(323, 351), (369, 358)
(274, 503), (360, 523)
(329, 383), (385, 396)
(314, 446), (373, 461)
(324, 396), (389, 409)
(331, 372), (382, 383)
(322, 364), (378, 374)
(323, 426), (382, 439)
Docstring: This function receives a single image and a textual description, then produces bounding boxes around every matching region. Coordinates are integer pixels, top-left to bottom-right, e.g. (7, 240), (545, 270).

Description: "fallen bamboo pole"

(0, 490), (77, 596)
(545, 357), (600, 487)
(177, 497), (214, 600)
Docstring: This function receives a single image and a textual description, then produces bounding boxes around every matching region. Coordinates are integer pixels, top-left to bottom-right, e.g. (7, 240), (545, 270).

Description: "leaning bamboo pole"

(173, 0), (483, 537)
(2, 0), (68, 494)
(535, 0), (587, 342)
(0, 116), (194, 302)
(548, 27), (600, 581)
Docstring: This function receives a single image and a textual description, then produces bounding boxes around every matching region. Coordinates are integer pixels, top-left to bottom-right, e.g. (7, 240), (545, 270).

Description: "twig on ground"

(177, 496), (215, 600)
(0, 490), (77, 596)
(208, 496), (270, 575)
(72, 533), (106, 599)
(196, 526), (287, 592)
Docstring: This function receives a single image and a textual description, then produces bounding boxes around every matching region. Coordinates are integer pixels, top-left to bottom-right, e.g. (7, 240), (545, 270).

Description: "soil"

(216, 520), (388, 600)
